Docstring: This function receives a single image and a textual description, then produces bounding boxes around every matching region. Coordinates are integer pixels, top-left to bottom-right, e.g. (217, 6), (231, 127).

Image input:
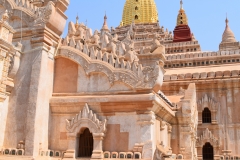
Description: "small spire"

(104, 11), (107, 20)
(76, 14), (79, 23)
(225, 13), (229, 26)
(75, 14), (79, 28)
(180, 0), (183, 9)
(221, 16), (236, 43)
(102, 13), (109, 31)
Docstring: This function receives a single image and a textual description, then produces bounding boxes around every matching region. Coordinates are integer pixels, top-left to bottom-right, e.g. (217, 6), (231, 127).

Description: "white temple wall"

(102, 113), (140, 152)
(4, 46), (34, 149)
(0, 97), (9, 148)
(49, 114), (70, 151)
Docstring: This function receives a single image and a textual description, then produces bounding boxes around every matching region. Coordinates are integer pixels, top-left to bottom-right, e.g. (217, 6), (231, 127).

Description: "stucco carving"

(196, 128), (220, 148)
(59, 20), (167, 91)
(198, 94), (219, 111)
(66, 103), (107, 134)
(34, 2), (53, 26)
(57, 46), (162, 90)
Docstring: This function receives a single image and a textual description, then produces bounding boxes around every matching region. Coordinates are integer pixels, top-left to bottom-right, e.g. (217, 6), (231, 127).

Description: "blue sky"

(63, 0), (240, 52)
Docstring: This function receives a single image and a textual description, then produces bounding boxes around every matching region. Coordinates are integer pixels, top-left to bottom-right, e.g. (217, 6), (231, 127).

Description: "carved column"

(160, 120), (166, 146)
(198, 111), (202, 124)
(91, 133), (105, 160)
(167, 124), (172, 150)
(64, 133), (77, 160)
(211, 109), (217, 124)
(137, 112), (156, 159)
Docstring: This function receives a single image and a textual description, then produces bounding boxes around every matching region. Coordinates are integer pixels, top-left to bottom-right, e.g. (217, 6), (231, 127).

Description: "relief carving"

(34, 2), (53, 26)
(66, 103), (107, 134)
(196, 128), (220, 148)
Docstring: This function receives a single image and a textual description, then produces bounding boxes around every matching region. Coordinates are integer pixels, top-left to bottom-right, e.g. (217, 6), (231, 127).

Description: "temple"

(0, 0), (239, 160)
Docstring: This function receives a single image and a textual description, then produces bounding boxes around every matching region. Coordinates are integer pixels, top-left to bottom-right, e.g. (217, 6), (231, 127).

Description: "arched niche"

(198, 94), (219, 124)
(196, 128), (220, 159)
(64, 103), (107, 159)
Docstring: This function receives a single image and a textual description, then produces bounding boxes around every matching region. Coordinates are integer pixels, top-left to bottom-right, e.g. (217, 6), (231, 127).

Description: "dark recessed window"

(202, 143), (214, 160)
(135, 15), (138, 20)
(202, 108), (211, 123)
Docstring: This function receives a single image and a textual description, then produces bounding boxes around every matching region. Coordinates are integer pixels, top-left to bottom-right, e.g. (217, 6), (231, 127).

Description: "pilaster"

(137, 111), (156, 159)
(91, 133), (104, 160)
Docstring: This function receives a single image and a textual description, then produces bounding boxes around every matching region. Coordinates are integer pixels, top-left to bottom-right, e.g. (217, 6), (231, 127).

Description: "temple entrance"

(202, 142), (214, 160)
(78, 128), (93, 157)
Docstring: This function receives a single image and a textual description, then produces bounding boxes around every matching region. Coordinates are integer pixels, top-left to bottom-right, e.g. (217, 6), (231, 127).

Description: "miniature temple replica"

(0, 0), (239, 160)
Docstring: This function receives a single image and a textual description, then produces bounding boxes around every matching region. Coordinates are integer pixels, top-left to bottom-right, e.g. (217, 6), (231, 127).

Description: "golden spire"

(176, 0), (188, 26)
(121, 0), (159, 26)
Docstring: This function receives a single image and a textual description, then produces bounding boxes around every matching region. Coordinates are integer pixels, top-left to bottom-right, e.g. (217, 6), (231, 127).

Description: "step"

(0, 155), (63, 160)
(0, 155), (33, 160)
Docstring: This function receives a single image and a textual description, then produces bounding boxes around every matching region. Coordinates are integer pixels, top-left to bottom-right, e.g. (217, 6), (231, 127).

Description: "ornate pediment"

(57, 45), (163, 90)
(57, 19), (166, 92)
(66, 103), (107, 134)
(198, 94), (219, 111)
(196, 128), (220, 148)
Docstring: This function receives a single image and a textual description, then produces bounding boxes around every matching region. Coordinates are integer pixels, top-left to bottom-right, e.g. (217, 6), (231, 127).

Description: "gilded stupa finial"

(121, 0), (158, 26)
(180, 0), (183, 9)
(176, 0), (188, 26)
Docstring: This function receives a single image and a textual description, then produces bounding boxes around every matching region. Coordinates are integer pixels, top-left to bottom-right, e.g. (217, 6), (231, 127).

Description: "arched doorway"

(78, 128), (93, 157)
(203, 142), (214, 160)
